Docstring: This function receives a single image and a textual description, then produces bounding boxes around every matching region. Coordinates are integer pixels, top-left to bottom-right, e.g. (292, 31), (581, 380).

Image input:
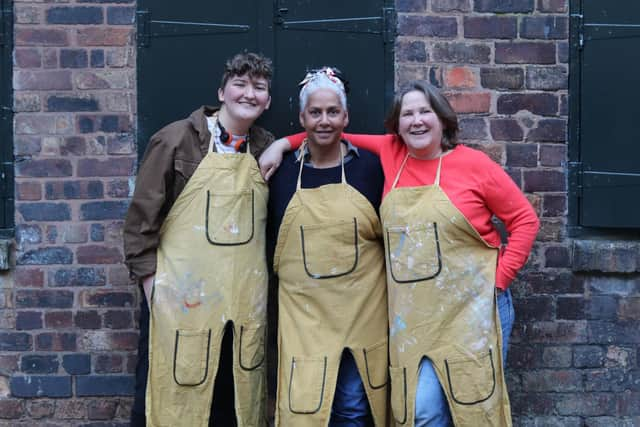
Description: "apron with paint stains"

(382, 154), (511, 427)
(146, 130), (268, 427)
(273, 146), (389, 426)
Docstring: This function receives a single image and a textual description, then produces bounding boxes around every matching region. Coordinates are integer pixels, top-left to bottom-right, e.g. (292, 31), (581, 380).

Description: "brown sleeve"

(123, 132), (175, 281)
(249, 126), (275, 159)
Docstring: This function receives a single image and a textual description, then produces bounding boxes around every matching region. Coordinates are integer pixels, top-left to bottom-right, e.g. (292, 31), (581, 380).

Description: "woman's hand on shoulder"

(259, 137), (291, 181)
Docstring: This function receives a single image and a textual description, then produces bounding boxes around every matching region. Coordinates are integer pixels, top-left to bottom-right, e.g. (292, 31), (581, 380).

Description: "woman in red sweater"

(261, 81), (539, 427)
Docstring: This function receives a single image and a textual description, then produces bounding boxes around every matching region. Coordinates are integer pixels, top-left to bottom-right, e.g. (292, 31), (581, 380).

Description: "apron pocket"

(444, 349), (496, 405)
(205, 189), (254, 246)
(363, 340), (388, 389)
(173, 329), (211, 386)
(389, 366), (407, 424)
(300, 218), (358, 279)
(288, 356), (327, 414)
(239, 323), (265, 370)
(385, 223), (442, 283)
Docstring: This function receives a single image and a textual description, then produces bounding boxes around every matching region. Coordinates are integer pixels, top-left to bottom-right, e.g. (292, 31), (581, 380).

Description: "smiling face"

(299, 88), (349, 147)
(217, 73), (271, 123)
(398, 90), (445, 159)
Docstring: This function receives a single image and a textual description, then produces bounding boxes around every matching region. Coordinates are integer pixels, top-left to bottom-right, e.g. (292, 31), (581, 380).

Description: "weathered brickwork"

(397, 1), (638, 425)
(1, 0), (637, 425)
(2, 0), (136, 424)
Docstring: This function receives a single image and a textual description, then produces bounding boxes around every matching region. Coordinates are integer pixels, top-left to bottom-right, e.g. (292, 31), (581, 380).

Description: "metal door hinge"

(570, 13), (584, 50)
(382, 7), (396, 44)
(137, 10), (150, 47)
(568, 161), (583, 197)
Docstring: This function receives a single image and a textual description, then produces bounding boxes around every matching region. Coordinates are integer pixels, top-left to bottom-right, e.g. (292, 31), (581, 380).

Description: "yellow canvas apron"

(146, 130), (269, 427)
(273, 145), (389, 426)
(382, 154), (511, 427)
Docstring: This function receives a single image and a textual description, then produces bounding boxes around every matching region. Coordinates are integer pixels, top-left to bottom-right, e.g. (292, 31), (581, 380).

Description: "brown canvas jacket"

(123, 105), (274, 281)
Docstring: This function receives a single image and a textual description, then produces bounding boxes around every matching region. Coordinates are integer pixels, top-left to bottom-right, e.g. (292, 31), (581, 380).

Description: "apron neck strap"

(296, 139), (346, 190)
(391, 150), (444, 190)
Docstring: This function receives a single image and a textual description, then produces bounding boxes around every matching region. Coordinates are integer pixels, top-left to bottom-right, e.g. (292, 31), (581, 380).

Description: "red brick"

(618, 298), (640, 321)
(432, 0), (471, 12)
(95, 354), (123, 373)
(16, 181), (42, 201)
(496, 42), (556, 64)
(523, 369), (582, 392)
(26, 400), (55, 419)
(43, 48), (58, 68)
(14, 70), (72, 90)
(54, 399), (86, 420)
(77, 245), (123, 264)
(14, 48), (42, 68)
(77, 28), (132, 46)
(537, 0), (567, 13)
(14, 93), (42, 112)
(109, 332), (138, 350)
(16, 159), (72, 178)
(45, 311), (73, 328)
(446, 92), (491, 113)
(77, 157), (135, 177)
(481, 67), (524, 90)
(80, 290), (135, 308)
(464, 16), (517, 39)
(398, 15), (457, 37)
(542, 194), (567, 217)
(75, 70), (132, 90)
(14, 268), (45, 288)
(506, 143), (538, 167)
(520, 16), (568, 40)
(36, 332), (77, 351)
(87, 399), (118, 420)
(490, 118), (524, 141)
(15, 5), (41, 24)
(497, 93), (558, 116)
(0, 399), (25, 419)
(433, 42), (491, 64)
(15, 114), (70, 135)
(528, 119), (567, 142)
(397, 40), (428, 63)
(15, 28), (69, 46)
(108, 265), (132, 287)
(523, 169), (565, 192)
(74, 310), (102, 329)
(61, 224), (89, 244)
(444, 66), (476, 88)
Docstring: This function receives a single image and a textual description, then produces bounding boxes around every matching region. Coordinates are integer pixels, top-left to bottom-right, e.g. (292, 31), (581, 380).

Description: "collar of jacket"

(189, 105), (220, 158)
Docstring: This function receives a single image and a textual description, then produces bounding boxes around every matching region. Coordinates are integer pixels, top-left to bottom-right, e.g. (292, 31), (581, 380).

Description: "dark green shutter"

(570, 0), (640, 228)
(0, 0), (12, 238)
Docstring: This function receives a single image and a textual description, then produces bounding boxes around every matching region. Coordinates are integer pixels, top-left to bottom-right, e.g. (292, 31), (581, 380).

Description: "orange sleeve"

(285, 132), (394, 156)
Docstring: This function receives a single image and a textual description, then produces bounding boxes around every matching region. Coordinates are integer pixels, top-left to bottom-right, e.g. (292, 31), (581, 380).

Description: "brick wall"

(1, 0), (638, 425)
(395, 0), (638, 425)
(1, 0), (137, 424)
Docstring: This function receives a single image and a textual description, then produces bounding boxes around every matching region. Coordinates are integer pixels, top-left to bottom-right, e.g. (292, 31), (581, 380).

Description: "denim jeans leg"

(329, 351), (373, 427)
(497, 289), (515, 365)
(414, 358), (453, 427)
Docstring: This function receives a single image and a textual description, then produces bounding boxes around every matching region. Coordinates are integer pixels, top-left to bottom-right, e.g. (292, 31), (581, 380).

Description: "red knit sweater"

(288, 132), (540, 289)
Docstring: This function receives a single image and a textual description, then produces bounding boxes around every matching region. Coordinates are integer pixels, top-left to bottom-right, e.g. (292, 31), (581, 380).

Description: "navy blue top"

(266, 141), (384, 269)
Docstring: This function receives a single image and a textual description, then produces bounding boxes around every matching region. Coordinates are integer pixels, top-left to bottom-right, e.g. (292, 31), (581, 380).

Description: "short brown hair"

(220, 52), (273, 90)
(384, 81), (459, 150)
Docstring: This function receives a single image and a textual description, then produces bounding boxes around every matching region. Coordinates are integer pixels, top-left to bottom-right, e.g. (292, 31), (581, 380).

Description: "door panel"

(137, 0), (260, 157)
(137, 1), (394, 158)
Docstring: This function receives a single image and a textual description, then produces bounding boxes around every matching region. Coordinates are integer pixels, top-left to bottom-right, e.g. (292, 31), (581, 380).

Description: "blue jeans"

(414, 289), (515, 427)
(330, 351), (374, 427)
